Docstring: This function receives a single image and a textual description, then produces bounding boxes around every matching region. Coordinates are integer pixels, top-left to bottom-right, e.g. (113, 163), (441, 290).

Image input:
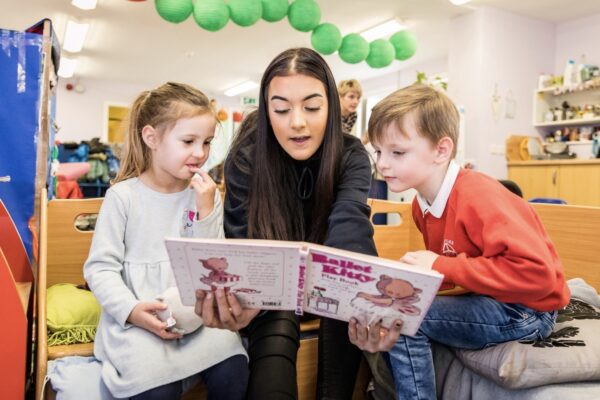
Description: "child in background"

(84, 82), (248, 400)
(349, 83), (570, 399)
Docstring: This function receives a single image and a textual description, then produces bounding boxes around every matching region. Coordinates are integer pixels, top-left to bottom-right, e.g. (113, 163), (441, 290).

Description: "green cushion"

(47, 283), (101, 346)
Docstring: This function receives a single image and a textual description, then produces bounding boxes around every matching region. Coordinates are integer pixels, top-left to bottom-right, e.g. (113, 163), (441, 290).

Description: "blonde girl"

(84, 82), (248, 400)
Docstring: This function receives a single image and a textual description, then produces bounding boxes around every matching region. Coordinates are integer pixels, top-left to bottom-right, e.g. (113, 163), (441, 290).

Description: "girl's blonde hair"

(114, 82), (214, 183)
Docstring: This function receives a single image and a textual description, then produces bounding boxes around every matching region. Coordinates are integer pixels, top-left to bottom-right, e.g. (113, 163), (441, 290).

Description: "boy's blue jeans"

(386, 295), (557, 400)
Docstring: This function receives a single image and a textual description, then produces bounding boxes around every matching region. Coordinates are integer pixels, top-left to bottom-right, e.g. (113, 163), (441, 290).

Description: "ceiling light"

(71, 0), (97, 10)
(361, 19), (407, 42)
(63, 20), (89, 53)
(224, 81), (259, 97)
(449, 0), (471, 5)
(58, 57), (78, 78)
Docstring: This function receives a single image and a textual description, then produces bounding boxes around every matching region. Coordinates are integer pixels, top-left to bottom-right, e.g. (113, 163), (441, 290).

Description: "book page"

(165, 238), (302, 310)
(304, 245), (443, 336)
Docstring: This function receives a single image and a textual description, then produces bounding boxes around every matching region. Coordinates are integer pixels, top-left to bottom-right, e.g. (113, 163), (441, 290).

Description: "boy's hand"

(190, 169), (217, 220)
(195, 288), (261, 331)
(127, 301), (183, 340)
(348, 318), (403, 353)
(401, 250), (439, 269)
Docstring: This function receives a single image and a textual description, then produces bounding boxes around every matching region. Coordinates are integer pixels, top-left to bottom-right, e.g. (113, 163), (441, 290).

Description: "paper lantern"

(389, 30), (417, 61)
(155, 0), (193, 23)
(229, 0), (262, 27)
(338, 33), (369, 64)
(288, 0), (320, 32)
(311, 23), (341, 55)
(262, 0), (288, 22)
(366, 39), (395, 68)
(193, 0), (229, 31)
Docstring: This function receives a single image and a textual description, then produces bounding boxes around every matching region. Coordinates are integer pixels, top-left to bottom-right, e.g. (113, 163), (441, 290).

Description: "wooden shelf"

(534, 117), (600, 128)
(536, 84), (600, 96)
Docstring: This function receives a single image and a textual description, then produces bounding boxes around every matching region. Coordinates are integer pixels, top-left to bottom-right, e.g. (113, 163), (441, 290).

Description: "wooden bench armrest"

(48, 343), (94, 360)
(36, 190), (49, 400)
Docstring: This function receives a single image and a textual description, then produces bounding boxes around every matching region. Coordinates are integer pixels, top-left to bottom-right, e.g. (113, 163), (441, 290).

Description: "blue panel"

(0, 29), (44, 260)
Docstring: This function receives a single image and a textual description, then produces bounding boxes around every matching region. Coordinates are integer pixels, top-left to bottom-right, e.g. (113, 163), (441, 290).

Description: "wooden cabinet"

(508, 160), (600, 206)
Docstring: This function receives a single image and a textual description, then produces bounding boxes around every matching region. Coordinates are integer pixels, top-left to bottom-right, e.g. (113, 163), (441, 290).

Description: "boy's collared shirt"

(416, 160), (460, 218)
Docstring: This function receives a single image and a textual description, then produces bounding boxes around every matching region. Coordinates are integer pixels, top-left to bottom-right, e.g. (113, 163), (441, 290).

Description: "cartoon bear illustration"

(355, 274), (422, 316)
(199, 257), (241, 291)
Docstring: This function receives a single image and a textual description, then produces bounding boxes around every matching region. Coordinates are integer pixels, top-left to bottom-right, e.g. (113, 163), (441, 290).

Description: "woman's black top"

(224, 134), (377, 257)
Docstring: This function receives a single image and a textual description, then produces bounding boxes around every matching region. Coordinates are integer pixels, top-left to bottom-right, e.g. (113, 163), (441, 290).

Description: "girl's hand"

(195, 288), (261, 331)
(190, 169), (217, 220)
(348, 318), (403, 353)
(400, 250), (439, 269)
(127, 301), (183, 340)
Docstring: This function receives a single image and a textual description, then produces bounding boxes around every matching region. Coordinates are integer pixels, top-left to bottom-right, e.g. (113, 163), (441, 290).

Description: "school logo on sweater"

(442, 239), (457, 257)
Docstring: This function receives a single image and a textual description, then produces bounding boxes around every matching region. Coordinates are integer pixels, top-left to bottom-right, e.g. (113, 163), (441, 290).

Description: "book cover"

(165, 238), (444, 336)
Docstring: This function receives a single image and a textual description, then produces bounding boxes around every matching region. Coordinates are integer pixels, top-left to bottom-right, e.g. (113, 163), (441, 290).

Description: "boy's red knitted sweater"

(412, 168), (570, 312)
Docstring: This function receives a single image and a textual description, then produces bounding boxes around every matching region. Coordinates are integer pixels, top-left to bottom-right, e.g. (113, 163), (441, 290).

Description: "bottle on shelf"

(563, 59), (578, 87)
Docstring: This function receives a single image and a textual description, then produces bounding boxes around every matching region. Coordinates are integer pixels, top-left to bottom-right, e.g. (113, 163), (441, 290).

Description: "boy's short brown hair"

(368, 84), (459, 158)
(338, 79), (362, 97)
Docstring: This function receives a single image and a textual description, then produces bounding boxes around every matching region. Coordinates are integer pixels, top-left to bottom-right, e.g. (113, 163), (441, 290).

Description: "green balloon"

(262, 0), (288, 22)
(155, 0), (193, 24)
(338, 33), (369, 64)
(193, 0), (229, 31)
(366, 39), (395, 68)
(229, 0), (262, 27)
(311, 23), (341, 55)
(389, 30), (417, 61)
(288, 0), (320, 32)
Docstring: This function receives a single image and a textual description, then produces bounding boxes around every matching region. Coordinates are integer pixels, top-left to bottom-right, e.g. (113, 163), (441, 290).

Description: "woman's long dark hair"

(229, 48), (344, 243)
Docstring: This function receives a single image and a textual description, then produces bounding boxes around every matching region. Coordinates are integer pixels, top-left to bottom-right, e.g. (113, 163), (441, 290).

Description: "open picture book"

(165, 238), (444, 336)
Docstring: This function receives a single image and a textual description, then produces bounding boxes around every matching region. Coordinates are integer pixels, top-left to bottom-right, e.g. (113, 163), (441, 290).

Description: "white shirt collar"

(416, 160), (460, 218)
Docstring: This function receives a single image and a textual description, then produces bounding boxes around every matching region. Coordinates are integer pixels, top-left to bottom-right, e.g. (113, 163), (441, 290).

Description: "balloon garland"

(154, 0), (417, 68)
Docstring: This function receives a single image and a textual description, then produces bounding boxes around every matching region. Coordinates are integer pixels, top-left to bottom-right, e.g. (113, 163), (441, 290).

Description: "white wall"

(555, 13), (600, 76)
(56, 78), (147, 143)
(359, 56), (448, 98)
(448, 7), (555, 179)
(56, 78), (242, 144)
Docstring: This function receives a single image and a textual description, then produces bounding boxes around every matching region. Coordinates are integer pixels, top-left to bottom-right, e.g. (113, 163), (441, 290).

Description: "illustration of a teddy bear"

(199, 257), (241, 291)
(355, 274), (422, 316)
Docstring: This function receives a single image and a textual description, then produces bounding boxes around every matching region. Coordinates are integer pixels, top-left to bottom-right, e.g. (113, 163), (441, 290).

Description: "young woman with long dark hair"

(195, 48), (378, 399)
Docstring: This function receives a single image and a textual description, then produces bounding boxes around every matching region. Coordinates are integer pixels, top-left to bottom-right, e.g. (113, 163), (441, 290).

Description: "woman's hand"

(400, 250), (439, 269)
(127, 301), (183, 340)
(195, 288), (261, 331)
(348, 318), (403, 353)
(190, 169), (217, 220)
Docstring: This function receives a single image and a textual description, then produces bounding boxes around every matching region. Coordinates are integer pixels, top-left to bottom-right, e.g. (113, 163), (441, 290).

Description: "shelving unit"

(533, 85), (600, 129)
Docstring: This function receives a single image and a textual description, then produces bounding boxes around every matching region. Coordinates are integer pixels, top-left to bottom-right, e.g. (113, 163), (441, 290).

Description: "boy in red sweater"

(349, 84), (570, 399)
